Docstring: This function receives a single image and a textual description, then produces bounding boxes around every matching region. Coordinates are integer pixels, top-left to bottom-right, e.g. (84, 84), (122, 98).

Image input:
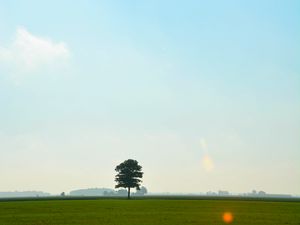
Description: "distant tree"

(116, 189), (128, 196)
(115, 159), (143, 199)
(60, 192), (65, 197)
(134, 186), (148, 196)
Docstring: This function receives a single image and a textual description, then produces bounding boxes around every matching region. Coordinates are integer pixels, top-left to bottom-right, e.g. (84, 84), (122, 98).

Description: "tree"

(115, 159), (143, 199)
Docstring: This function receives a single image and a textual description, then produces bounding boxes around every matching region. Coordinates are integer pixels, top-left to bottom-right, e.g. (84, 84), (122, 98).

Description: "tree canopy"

(115, 159), (143, 199)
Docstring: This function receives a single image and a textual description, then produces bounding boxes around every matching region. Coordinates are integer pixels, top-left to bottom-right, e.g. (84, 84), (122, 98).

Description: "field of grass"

(0, 198), (299, 225)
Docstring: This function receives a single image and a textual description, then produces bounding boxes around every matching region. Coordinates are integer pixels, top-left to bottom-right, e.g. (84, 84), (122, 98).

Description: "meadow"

(0, 198), (299, 225)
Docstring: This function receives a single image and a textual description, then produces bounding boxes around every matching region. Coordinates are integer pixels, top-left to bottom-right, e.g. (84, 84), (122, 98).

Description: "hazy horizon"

(0, 188), (297, 197)
(0, 1), (299, 195)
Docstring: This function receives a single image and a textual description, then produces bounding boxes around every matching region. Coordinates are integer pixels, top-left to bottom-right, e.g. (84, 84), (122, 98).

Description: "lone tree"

(115, 159), (143, 199)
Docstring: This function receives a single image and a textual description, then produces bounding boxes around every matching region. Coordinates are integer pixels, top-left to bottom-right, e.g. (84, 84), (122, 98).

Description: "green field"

(0, 198), (299, 225)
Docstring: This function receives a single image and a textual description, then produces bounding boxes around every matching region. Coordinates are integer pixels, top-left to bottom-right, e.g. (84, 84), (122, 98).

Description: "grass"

(0, 198), (299, 225)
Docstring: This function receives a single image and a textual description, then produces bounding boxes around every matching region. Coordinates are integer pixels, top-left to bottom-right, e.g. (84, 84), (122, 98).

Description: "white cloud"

(0, 27), (70, 73)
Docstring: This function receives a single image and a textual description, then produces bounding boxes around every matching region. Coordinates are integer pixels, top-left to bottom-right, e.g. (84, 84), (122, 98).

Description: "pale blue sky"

(0, 0), (299, 195)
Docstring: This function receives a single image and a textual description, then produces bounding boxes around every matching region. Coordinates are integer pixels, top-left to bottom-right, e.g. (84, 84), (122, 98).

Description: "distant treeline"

(69, 187), (147, 196)
(0, 187), (148, 198)
(69, 188), (115, 196)
(0, 191), (50, 198)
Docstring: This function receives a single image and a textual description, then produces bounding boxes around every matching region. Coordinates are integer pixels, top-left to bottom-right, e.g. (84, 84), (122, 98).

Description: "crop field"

(0, 198), (299, 225)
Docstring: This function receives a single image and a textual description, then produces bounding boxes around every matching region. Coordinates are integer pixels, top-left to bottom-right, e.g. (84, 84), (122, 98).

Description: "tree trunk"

(127, 187), (131, 199)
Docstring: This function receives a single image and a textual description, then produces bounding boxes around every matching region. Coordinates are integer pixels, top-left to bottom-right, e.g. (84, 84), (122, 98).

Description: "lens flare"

(201, 154), (214, 172)
(222, 212), (233, 223)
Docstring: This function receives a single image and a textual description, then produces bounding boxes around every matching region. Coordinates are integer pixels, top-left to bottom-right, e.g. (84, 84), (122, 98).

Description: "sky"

(0, 0), (299, 195)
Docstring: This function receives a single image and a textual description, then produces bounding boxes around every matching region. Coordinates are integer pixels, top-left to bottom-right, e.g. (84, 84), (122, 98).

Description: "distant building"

(218, 190), (229, 196)
(258, 191), (266, 196)
(206, 191), (217, 196)
(245, 190), (292, 198)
